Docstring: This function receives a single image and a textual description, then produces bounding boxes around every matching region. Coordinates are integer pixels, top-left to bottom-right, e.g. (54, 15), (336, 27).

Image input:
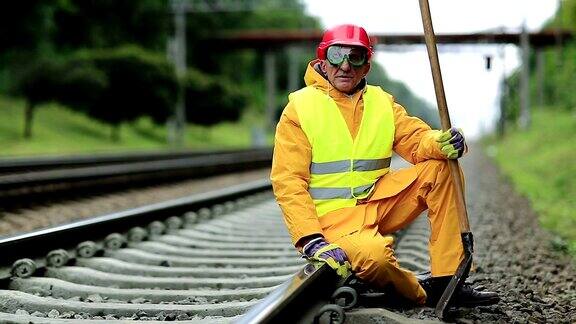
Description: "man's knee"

(351, 240), (397, 280)
(416, 159), (460, 183)
(417, 159), (448, 173)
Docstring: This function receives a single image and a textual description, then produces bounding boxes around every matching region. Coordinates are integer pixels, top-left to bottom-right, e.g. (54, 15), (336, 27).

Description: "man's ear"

(363, 62), (371, 77)
(319, 60), (327, 74)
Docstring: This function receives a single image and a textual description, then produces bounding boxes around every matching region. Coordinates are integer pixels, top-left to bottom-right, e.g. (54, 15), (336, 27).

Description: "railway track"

(0, 148), (271, 174)
(0, 148), (272, 200)
(0, 148), (272, 210)
(0, 178), (436, 323)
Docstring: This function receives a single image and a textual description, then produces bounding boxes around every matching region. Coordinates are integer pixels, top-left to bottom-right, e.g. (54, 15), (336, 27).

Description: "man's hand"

(436, 127), (467, 159)
(302, 237), (351, 278)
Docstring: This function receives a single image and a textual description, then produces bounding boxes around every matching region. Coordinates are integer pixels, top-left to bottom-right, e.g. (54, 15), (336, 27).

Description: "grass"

(0, 96), (272, 157)
(484, 108), (576, 255)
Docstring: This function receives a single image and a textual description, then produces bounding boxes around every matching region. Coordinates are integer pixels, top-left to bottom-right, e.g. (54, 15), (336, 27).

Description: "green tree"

(14, 59), (61, 138)
(73, 46), (178, 141)
(52, 0), (169, 51)
(15, 47), (177, 141)
(185, 69), (248, 125)
(0, 0), (59, 91)
(14, 58), (108, 138)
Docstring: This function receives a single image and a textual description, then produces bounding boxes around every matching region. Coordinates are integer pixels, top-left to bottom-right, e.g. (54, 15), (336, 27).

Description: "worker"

(270, 24), (499, 307)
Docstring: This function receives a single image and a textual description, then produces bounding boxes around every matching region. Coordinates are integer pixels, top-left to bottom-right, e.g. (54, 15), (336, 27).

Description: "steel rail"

(237, 264), (340, 323)
(0, 148), (271, 173)
(0, 179), (271, 275)
(0, 150), (271, 191)
(237, 213), (432, 324)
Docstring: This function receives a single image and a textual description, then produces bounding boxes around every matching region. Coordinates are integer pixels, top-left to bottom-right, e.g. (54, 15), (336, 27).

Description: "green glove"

(436, 127), (466, 159)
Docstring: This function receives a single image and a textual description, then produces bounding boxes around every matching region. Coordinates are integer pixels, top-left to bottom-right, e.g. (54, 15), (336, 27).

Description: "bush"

(73, 46), (177, 127)
(57, 62), (108, 110)
(14, 58), (107, 138)
(15, 45), (252, 140)
(16, 58), (62, 106)
(185, 68), (248, 126)
(14, 46), (178, 141)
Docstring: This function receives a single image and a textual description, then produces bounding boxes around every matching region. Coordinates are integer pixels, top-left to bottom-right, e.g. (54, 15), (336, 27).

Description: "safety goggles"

(326, 45), (368, 68)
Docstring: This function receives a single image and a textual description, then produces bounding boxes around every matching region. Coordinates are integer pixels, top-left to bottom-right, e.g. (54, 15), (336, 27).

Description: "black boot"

(418, 273), (500, 307)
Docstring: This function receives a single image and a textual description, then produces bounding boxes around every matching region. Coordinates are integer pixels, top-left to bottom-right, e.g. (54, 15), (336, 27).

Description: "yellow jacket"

(271, 60), (445, 246)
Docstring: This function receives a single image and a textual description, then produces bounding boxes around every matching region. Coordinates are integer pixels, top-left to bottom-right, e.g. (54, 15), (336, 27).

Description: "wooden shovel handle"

(419, 0), (470, 232)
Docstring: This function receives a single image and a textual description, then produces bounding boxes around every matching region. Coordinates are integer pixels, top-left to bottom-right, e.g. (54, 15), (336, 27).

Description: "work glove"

(436, 127), (467, 159)
(302, 237), (352, 279)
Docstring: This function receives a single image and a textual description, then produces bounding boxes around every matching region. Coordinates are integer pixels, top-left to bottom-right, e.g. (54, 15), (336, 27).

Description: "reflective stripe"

(310, 184), (374, 199)
(309, 187), (350, 199)
(310, 161), (350, 174)
(353, 184), (373, 196)
(353, 158), (391, 171)
(310, 158), (390, 175)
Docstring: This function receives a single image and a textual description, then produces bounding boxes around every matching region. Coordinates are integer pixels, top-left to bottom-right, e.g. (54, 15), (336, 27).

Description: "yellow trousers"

(319, 159), (464, 304)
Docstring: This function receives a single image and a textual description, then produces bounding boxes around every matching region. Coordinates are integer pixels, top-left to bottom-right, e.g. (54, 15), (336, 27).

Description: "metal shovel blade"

(434, 232), (474, 319)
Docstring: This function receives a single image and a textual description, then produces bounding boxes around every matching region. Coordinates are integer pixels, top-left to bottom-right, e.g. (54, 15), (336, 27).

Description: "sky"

(302, 0), (560, 139)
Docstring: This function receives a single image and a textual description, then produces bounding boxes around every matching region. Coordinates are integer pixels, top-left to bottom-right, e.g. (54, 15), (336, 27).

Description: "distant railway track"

(0, 148), (272, 206)
(0, 179), (432, 323)
(0, 149), (271, 174)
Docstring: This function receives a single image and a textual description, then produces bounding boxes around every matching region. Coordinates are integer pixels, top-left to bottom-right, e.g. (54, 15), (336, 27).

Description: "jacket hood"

(303, 59), (366, 98)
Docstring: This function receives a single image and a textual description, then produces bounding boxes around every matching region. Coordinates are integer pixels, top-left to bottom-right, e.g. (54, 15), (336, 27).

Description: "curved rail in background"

(0, 148), (271, 173)
(0, 148), (272, 199)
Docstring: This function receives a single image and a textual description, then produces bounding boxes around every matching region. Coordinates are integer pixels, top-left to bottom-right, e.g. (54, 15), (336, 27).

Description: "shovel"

(417, 0), (475, 319)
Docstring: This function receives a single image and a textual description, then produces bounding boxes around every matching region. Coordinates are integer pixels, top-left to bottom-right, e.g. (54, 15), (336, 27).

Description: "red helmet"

(317, 24), (374, 61)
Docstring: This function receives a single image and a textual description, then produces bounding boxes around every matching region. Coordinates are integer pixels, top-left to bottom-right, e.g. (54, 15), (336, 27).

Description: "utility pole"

(264, 50), (277, 132)
(497, 43), (507, 138)
(555, 0), (565, 68)
(519, 23), (531, 130)
(536, 50), (545, 107)
(168, 0), (188, 147)
(287, 46), (300, 92)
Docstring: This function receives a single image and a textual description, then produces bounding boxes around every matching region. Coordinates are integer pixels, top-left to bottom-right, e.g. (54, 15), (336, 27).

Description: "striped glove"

(436, 127), (467, 159)
(303, 237), (351, 278)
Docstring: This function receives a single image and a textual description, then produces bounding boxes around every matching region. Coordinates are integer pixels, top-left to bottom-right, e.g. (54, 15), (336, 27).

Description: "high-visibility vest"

(290, 85), (395, 217)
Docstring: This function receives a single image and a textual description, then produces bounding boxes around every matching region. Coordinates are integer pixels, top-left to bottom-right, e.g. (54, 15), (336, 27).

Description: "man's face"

(320, 45), (370, 94)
